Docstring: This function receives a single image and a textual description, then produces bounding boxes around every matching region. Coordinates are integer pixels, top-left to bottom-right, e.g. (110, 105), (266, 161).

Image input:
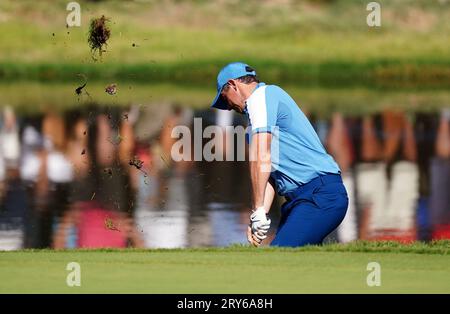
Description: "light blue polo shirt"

(245, 82), (340, 196)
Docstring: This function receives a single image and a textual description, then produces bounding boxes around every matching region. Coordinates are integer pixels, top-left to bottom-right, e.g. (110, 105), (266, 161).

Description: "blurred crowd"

(0, 105), (449, 250)
(0, 104), (194, 250)
(315, 110), (450, 243)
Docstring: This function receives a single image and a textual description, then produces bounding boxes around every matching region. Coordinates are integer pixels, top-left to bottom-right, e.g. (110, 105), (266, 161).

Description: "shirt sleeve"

(247, 85), (278, 134)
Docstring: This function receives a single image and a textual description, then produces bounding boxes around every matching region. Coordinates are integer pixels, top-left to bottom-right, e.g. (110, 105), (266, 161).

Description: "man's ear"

(228, 79), (238, 91)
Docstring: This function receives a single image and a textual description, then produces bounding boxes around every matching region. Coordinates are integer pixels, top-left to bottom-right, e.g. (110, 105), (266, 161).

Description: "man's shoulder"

(264, 84), (282, 93)
(246, 84), (290, 112)
(264, 84), (291, 101)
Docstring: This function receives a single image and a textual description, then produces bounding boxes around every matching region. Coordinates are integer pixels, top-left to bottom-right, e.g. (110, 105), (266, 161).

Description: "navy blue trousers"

(271, 174), (348, 247)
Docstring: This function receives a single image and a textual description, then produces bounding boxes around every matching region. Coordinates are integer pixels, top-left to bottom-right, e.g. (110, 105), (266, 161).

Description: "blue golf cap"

(211, 62), (257, 110)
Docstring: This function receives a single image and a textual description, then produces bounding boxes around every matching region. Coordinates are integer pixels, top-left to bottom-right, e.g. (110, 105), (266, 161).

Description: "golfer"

(211, 62), (348, 247)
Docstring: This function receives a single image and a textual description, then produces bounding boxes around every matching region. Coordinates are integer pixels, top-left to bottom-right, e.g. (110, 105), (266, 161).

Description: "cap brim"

(211, 90), (229, 110)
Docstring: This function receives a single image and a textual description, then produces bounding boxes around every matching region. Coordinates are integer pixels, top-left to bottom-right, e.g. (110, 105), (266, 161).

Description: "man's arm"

(249, 132), (272, 208)
(247, 132), (274, 246)
(247, 178), (276, 246)
(263, 178), (276, 214)
(246, 85), (278, 246)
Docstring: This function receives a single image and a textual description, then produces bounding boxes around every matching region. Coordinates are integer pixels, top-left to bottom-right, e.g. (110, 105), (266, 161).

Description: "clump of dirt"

(129, 156), (143, 170)
(103, 167), (113, 178)
(129, 156), (148, 182)
(88, 15), (111, 61)
(75, 82), (86, 95)
(105, 83), (117, 95)
(75, 74), (91, 99)
(104, 217), (120, 231)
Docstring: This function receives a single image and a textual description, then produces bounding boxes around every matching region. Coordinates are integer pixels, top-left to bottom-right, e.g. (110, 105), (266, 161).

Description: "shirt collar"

(243, 82), (266, 114)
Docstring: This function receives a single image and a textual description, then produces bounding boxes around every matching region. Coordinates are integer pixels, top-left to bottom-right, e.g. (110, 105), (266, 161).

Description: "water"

(0, 85), (449, 249)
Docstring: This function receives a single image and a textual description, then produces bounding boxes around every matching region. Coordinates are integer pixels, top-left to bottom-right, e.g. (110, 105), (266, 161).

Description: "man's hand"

(247, 225), (262, 247)
(251, 207), (271, 236)
(248, 207), (271, 246)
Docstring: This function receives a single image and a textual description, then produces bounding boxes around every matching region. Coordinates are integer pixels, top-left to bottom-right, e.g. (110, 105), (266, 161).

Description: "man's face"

(220, 80), (245, 113)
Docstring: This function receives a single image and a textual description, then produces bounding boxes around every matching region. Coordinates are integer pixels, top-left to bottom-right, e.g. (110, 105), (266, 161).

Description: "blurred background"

(0, 0), (449, 249)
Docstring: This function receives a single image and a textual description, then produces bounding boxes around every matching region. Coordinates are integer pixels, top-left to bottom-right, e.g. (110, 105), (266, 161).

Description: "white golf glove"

(250, 207), (271, 240)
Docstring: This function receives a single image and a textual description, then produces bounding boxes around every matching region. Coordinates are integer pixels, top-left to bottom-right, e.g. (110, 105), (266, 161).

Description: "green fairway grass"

(0, 0), (449, 85)
(1, 241), (449, 293)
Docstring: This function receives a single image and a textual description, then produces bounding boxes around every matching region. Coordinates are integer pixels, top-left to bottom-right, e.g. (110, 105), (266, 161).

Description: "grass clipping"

(88, 15), (111, 61)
